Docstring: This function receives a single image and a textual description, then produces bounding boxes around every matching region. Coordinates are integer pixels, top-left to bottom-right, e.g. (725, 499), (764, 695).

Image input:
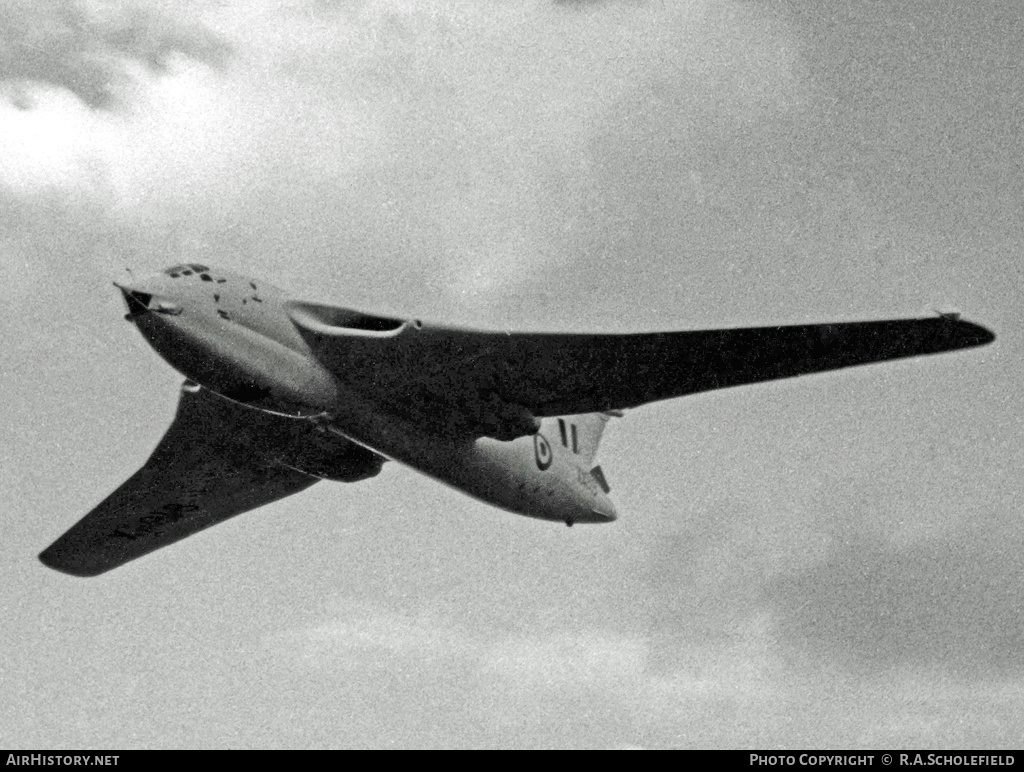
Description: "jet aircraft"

(39, 264), (995, 576)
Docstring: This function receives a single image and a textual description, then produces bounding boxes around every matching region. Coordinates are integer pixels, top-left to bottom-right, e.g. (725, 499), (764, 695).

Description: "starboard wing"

(39, 385), (320, 577)
(287, 304), (994, 438)
(490, 316), (997, 415)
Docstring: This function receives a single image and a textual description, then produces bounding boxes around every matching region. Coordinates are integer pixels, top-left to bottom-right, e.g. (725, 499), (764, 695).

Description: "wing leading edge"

(39, 385), (320, 577)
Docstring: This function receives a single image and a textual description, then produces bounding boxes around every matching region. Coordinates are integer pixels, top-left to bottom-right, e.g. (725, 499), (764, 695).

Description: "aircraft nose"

(115, 283), (153, 319)
(114, 282), (181, 320)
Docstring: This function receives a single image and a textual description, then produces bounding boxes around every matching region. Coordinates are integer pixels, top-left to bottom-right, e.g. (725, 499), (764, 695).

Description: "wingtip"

(950, 318), (996, 348)
(38, 548), (108, 578)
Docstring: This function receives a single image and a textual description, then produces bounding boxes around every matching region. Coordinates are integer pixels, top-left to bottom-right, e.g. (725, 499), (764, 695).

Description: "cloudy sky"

(1, 0), (1021, 749)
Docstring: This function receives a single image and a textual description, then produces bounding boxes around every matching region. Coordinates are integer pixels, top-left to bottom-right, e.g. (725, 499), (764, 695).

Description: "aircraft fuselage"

(118, 265), (616, 526)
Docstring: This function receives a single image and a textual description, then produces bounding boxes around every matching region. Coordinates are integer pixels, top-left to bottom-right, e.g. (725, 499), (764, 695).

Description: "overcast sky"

(1, 0), (1021, 749)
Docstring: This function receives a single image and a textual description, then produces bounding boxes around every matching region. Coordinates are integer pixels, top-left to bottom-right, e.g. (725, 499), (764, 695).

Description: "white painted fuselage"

(119, 265), (616, 526)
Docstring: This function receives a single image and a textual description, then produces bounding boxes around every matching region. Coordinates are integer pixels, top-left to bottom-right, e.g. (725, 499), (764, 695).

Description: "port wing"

(39, 385), (319, 577)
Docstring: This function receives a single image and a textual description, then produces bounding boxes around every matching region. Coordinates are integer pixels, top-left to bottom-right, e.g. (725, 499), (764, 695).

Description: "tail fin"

(552, 411), (621, 465)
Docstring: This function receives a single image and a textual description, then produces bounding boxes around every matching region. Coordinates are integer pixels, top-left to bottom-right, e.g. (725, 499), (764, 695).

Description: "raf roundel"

(534, 434), (553, 471)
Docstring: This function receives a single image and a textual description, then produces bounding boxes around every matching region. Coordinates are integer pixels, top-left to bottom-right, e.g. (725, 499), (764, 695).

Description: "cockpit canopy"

(164, 264), (211, 278)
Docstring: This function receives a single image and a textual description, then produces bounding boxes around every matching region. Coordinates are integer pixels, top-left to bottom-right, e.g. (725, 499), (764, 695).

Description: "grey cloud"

(3, 0), (808, 316)
(763, 0), (1023, 238)
(262, 602), (646, 747)
(639, 505), (762, 645)
(633, 490), (815, 675)
(766, 535), (1024, 677)
(0, 0), (229, 109)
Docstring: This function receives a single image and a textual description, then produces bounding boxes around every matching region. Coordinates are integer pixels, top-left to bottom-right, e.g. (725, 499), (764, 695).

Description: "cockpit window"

(164, 263), (210, 276)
